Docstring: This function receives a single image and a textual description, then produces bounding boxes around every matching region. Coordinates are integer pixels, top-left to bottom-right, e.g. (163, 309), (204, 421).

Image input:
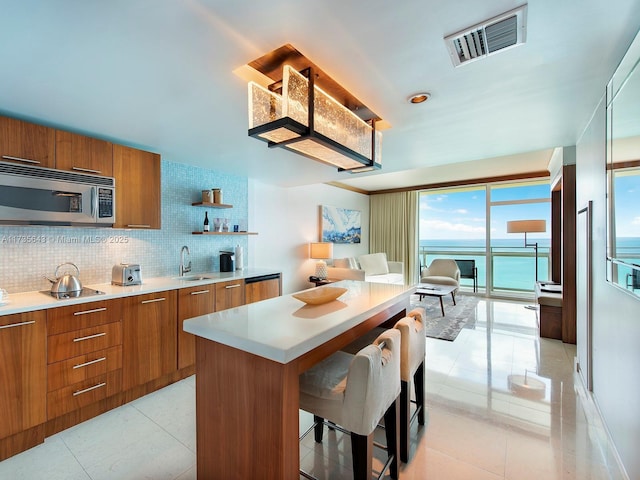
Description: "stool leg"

(313, 415), (324, 443)
(400, 380), (410, 462)
(350, 432), (373, 480)
(383, 397), (400, 479)
(414, 361), (425, 425)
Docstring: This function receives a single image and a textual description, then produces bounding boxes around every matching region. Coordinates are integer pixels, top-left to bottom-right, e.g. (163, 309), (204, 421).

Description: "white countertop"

(0, 268), (280, 316)
(183, 280), (414, 364)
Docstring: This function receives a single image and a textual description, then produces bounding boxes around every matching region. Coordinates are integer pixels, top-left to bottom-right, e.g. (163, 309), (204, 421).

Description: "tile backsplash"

(0, 160), (249, 293)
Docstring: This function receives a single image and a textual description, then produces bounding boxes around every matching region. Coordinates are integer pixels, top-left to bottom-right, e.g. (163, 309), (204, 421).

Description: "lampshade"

(310, 242), (333, 259)
(248, 65), (382, 173)
(507, 219), (546, 234)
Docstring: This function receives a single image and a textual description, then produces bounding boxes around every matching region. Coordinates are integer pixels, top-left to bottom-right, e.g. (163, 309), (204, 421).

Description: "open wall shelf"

(192, 231), (258, 235)
(192, 202), (233, 208)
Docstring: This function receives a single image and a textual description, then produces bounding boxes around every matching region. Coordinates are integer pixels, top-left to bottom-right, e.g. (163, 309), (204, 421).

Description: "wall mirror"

(606, 32), (640, 297)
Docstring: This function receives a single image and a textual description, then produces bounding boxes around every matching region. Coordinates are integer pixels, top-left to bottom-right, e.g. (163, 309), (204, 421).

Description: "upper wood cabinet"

(113, 144), (161, 229)
(0, 116), (55, 168)
(55, 130), (113, 176)
(177, 285), (215, 370)
(0, 310), (47, 441)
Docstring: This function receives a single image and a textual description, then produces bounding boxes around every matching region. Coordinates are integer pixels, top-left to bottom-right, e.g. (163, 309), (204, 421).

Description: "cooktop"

(40, 287), (106, 300)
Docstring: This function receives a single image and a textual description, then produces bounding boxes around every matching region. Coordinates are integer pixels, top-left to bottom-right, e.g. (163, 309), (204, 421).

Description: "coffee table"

(415, 283), (457, 316)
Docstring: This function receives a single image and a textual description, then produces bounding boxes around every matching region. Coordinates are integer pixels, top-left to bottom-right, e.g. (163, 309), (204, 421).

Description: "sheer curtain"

(369, 191), (419, 285)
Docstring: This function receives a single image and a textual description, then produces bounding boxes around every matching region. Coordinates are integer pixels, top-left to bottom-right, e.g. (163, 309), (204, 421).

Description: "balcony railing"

(419, 245), (550, 294)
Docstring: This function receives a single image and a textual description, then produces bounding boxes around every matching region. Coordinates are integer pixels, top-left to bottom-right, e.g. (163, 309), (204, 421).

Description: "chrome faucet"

(179, 245), (191, 276)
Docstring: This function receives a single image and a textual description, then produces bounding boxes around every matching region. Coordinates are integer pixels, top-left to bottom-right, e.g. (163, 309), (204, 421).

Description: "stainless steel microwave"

(0, 161), (115, 226)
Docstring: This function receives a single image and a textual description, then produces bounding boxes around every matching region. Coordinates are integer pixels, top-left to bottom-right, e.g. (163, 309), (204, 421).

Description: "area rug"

(412, 293), (480, 341)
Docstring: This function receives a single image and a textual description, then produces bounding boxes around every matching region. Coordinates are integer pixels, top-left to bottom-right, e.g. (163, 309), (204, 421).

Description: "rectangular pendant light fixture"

(248, 63), (382, 173)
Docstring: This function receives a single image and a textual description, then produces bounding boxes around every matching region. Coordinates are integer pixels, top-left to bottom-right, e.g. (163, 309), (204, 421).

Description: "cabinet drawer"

(47, 299), (122, 336)
(47, 370), (122, 418)
(48, 345), (122, 392)
(48, 322), (122, 364)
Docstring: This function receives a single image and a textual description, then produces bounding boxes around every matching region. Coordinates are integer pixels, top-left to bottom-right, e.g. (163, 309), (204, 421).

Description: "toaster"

(112, 263), (142, 286)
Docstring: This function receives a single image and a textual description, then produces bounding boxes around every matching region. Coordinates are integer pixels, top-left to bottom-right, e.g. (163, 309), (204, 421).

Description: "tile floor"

(0, 297), (622, 479)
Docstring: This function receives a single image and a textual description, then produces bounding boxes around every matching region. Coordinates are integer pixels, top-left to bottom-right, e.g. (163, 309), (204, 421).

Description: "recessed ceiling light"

(408, 92), (430, 104)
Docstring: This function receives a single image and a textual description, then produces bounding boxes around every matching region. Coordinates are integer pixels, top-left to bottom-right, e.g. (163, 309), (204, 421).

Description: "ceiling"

(1, 0), (639, 192)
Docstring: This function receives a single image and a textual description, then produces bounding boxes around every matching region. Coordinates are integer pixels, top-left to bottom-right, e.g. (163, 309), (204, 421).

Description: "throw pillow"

(347, 257), (359, 269)
(333, 258), (350, 268)
(358, 253), (389, 276)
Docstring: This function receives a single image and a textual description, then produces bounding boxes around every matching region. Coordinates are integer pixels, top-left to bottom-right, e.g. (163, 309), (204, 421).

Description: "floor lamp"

(507, 219), (547, 282)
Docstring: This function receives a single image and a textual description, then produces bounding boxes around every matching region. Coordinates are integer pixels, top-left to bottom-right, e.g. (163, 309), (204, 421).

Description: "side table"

(309, 277), (337, 287)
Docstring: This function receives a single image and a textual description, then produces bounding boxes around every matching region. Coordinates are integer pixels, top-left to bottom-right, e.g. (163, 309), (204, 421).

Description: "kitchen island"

(183, 280), (413, 479)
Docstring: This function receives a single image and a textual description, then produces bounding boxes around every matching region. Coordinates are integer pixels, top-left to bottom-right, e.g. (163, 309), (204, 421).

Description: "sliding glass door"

(418, 185), (486, 291)
(419, 179), (550, 297)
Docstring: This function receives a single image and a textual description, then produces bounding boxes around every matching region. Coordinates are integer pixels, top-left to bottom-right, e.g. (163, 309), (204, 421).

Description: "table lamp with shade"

(506, 219), (547, 281)
(309, 242), (333, 280)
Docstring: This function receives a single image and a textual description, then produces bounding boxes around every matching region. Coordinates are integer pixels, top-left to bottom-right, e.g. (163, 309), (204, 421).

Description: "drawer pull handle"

(127, 224), (151, 228)
(73, 307), (107, 316)
(0, 320), (35, 330)
(72, 166), (102, 174)
(141, 297), (166, 304)
(73, 382), (106, 396)
(73, 332), (106, 342)
(225, 284), (241, 289)
(73, 357), (106, 369)
(1, 155), (40, 164)
(190, 290), (210, 295)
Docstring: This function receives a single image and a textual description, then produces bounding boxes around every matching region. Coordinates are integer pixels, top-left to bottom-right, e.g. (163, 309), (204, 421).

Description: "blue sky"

(614, 172), (640, 237)
(419, 183), (552, 240)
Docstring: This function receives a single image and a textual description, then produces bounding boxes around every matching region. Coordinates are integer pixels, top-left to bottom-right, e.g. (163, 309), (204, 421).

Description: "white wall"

(248, 180), (370, 294)
(577, 95), (640, 479)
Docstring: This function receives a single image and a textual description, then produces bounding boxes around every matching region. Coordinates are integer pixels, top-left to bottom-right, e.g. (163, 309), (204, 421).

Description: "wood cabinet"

(0, 116), (55, 168)
(0, 310), (47, 441)
(177, 285), (215, 370)
(245, 275), (281, 304)
(122, 291), (177, 390)
(215, 279), (245, 311)
(113, 144), (161, 229)
(55, 130), (113, 176)
(46, 299), (123, 418)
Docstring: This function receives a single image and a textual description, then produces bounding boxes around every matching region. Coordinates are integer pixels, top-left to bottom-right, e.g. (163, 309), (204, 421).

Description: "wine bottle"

(204, 211), (210, 232)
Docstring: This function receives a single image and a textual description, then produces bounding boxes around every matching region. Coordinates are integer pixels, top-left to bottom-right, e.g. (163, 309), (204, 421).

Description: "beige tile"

(401, 447), (504, 480)
(423, 406), (508, 476)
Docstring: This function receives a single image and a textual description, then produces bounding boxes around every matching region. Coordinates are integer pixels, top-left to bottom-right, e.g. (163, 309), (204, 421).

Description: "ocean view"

(419, 238), (640, 292)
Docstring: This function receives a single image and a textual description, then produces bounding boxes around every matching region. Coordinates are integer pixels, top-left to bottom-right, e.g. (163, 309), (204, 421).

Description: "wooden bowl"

(292, 286), (348, 305)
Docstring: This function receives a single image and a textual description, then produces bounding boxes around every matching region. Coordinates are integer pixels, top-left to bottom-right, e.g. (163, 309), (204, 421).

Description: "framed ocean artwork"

(321, 205), (361, 244)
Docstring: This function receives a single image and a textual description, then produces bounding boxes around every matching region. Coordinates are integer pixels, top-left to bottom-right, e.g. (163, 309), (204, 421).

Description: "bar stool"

(395, 307), (426, 462)
(299, 329), (401, 480)
(341, 307), (426, 462)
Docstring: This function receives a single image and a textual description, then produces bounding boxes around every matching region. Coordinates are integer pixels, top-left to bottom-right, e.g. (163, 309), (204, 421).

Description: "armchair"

(420, 259), (460, 289)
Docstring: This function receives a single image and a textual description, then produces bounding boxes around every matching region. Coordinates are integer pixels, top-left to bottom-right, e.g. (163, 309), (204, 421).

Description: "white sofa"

(326, 252), (404, 285)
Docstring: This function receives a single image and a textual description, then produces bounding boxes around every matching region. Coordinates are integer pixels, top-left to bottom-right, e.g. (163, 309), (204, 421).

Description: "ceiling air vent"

(445, 4), (527, 67)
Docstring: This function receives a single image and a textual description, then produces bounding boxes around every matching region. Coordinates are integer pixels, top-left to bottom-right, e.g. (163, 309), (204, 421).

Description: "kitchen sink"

(177, 275), (215, 281)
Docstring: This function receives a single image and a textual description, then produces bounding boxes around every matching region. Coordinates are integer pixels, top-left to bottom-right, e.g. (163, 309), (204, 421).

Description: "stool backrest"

(343, 328), (401, 436)
(395, 307), (426, 381)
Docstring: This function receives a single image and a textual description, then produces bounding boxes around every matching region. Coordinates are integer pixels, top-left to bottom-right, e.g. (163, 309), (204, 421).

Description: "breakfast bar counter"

(183, 280), (413, 479)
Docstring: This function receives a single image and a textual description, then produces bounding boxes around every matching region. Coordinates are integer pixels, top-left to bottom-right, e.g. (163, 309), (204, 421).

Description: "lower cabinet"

(0, 310), (47, 441)
(122, 291), (177, 390)
(215, 279), (245, 310)
(46, 299), (123, 419)
(245, 275), (281, 304)
(177, 285), (215, 370)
